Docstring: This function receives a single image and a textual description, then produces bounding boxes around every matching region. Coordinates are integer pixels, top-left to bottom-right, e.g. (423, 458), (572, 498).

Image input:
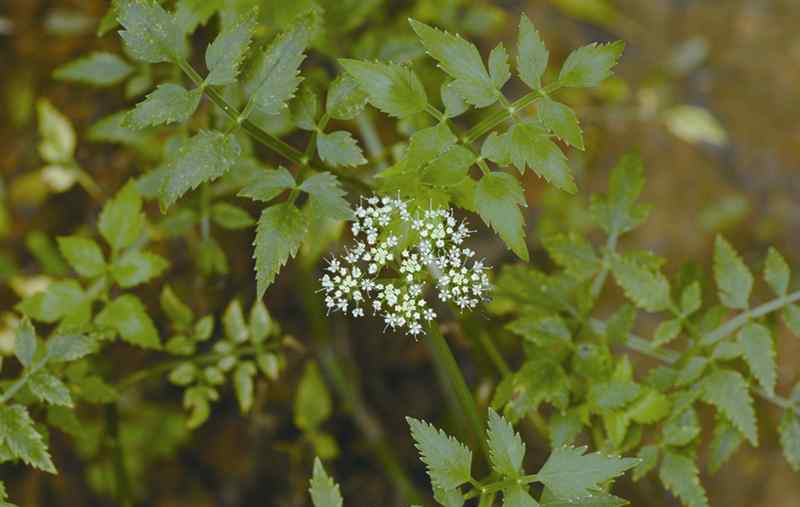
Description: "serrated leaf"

(675, 356), (708, 387)
(295, 361), (332, 432)
(653, 318), (681, 347)
(658, 450), (709, 507)
(28, 371), (72, 407)
(558, 41), (624, 88)
(538, 98), (584, 150)
(476, 172), (529, 261)
(627, 389), (670, 424)
(339, 59), (428, 119)
(422, 145), (474, 187)
(536, 445), (638, 500)
(737, 322), (776, 396)
(713, 235), (753, 310)
(292, 84), (319, 131)
(56, 236), (106, 278)
(483, 123), (576, 193)
(540, 490), (626, 507)
(45, 335), (95, 362)
(503, 485), (539, 507)
(117, 0), (188, 64)
(99, 181), (145, 252)
(764, 247), (790, 295)
(95, 295), (161, 349)
(326, 74), (368, 120)
(317, 131), (366, 167)
(589, 152), (649, 237)
(409, 19), (495, 107)
(708, 417), (744, 473)
(16, 280), (89, 325)
(680, 281), (702, 316)
(238, 166), (296, 203)
(309, 458), (343, 507)
(779, 410), (800, 472)
(174, 0), (222, 34)
(487, 408), (525, 478)
(489, 43), (511, 90)
(589, 380), (641, 411)
(441, 81), (468, 118)
(299, 172), (353, 221)
(209, 202), (254, 230)
(54, 52), (133, 86)
(542, 232), (600, 282)
(700, 368), (757, 445)
(243, 16), (312, 117)
(111, 250), (168, 288)
(663, 406), (700, 447)
(611, 254), (671, 312)
(517, 14), (548, 90)
(15, 318), (37, 369)
(254, 202), (307, 297)
(124, 83), (201, 129)
(160, 130), (241, 209)
(407, 417), (472, 490)
(204, 12), (255, 86)
(633, 445), (658, 481)
(0, 405), (56, 473)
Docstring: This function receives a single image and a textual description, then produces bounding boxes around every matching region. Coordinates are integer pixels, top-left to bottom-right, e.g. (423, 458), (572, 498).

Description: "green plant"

(2, 1), (799, 506)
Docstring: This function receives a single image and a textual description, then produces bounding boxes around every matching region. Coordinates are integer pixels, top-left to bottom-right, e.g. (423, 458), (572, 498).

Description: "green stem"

(701, 290), (800, 346)
(0, 358), (47, 404)
(464, 474), (539, 500)
(426, 323), (490, 462)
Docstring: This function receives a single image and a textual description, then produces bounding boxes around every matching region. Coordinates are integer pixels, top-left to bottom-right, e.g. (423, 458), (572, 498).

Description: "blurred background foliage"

(1, 0), (799, 506)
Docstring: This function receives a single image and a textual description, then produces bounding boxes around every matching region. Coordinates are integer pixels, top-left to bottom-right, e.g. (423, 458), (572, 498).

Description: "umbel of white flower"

(320, 196), (491, 336)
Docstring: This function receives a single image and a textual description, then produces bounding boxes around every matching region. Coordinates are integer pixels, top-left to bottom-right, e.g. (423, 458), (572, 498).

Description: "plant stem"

(701, 290), (800, 346)
(425, 323), (490, 462)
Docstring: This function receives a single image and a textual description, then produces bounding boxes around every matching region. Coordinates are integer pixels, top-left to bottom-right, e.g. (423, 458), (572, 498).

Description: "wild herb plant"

(1, 1), (799, 506)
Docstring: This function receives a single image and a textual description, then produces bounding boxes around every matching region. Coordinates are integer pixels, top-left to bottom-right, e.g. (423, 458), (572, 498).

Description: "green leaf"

(783, 304), (800, 335)
(299, 172), (353, 221)
(117, 0), (188, 64)
(160, 285), (193, 328)
(45, 335), (95, 362)
(658, 449), (709, 507)
(517, 14), (548, 90)
(0, 405), (56, 473)
(475, 172), (529, 261)
(326, 74), (368, 120)
(238, 167), (296, 203)
(16, 280), (89, 325)
(249, 301), (272, 343)
(160, 130), (241, 209)
(295, 361), (332, 432)
(317, 131), (366, 167)
(549, 410), (582, 448)
(507, 315), (571, 347)
(98, 181), (145, 252)
(488, 43), (511, 90)
(737, 322), (776, 396)
(292, 84), (319, 131)
(482, 123), (576, 193)
(254, 202), (307, 297)
(680, 281), (702, 316)
(211, 203), (254, 230)
(542, 232), (600, 282)
(233, 361), (256, 413)
(663, 406), (700, 447)
(627, 389), (671, 424)
(487, 408), (525, 478)
(15, 318), (37, 368)
(309, 458), (343, 507)
(339, 59), (428, 119)
(558, 41), (624, 88)
(124, 83), (201, 129)
(223, 300), (248, 343)
(708, 417), (744, 473)
(111, 250), (169, 288)
(204, 12), (255, 86)
(174, 0), (222, 34)
(653, 318), (681, 347)
(56, 236), (106, 278)
(588, 380), (641, 411)
(700, 368), (757, 445)
(409, 19), (495, 107)
(675, 357), (708, 387)
(243, 15), (312, 117)
(441, 81), (468, 118)
(54, 52), (133, 86)
(633, 445), (659, 481)
(538, 98), (584, 150)
(611, 254), (672, 312)
(95, 295), (161, 349)
(503, 485), (540, 507)
(407, 417), (472, 490)
(713, 235), (753, 310)
(589, 152), (649, 237)
(536, 445), (638, 500)
(28, 371), (72, 407)
(779, 410), (800, 472)
(422, 145), (474, 187)
(764, 247), (790, 295)
(37, 99), (76, 163)
(540, 490), (626, 507)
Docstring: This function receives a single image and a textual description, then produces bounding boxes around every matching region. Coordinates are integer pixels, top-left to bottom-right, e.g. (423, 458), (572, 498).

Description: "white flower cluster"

(320, 196), (491, 336)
